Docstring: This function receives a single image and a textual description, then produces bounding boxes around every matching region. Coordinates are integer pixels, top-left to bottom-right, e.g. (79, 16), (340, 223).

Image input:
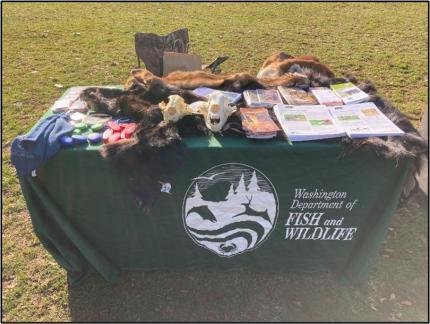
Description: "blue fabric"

(11, 113), (74, 177)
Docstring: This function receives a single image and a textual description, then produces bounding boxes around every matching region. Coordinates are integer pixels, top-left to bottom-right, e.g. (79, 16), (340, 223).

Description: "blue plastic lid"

(87, 133), (102, 144)
(71, 134), (87, 145)
(60, 135), (74, 147)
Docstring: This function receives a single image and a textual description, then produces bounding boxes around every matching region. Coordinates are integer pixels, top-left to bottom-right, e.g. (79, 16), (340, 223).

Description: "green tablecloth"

(21, 133), (409, 281)
(18, 87), (411, 285)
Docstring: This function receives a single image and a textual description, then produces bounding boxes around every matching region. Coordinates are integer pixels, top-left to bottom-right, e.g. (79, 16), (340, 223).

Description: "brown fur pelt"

(259, 51), (320, 69)
(125, 68), (311, 92)
(257, 51), (334, 79)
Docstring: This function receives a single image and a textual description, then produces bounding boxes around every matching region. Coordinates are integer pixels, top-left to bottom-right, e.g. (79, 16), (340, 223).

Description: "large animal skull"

(158, 95), (193, 122)
(197, 92), (237, 132)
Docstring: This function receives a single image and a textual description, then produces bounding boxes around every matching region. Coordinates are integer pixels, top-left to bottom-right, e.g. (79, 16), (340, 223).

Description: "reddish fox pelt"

(125, 69), (311, 93)
(257, 51), (334, 78)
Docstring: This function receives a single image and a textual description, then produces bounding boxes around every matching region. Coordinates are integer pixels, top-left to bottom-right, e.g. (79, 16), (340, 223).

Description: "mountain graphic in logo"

(182, 163), (279, 257)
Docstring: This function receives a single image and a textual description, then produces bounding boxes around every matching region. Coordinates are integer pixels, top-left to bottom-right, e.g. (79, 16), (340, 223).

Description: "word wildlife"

(284, 188), (358, 241)
(284, 212), (357, 241)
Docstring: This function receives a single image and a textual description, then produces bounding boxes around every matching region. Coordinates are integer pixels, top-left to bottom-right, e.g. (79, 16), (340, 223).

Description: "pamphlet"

(51, 99), (70, 113)
(310, 87), (343, 106)
(240, 107), (280, 139)
(273, 105), (346, 141)
(192, 87), (214, 97)
(329, 103), (405, 138)
(243, 89), (283, 107)
(277, 86), (318, 105)
(51, 86), (88, 113)
(330, 82), (370, 104)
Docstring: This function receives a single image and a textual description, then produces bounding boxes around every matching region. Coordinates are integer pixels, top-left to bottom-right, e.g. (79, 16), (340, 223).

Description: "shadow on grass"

(68, 269), (345, 322)
(67, 197), (428, 322)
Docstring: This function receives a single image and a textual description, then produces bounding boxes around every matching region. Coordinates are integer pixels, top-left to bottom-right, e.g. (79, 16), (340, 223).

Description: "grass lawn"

(2, 2), (428, 322)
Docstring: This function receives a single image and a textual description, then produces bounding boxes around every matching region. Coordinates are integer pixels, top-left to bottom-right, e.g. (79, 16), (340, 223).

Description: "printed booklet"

(273, 105), (345, 141)
(243, 89), (283, 107)
(330, 82), (370, 104)
(240, 107), (280, 139)
(277, 86), (318, 105)
(51, 86), (88, 113)
(329, 103), (405, 138)
(192, 87), (241, 104)
(310, 87), (344, 106)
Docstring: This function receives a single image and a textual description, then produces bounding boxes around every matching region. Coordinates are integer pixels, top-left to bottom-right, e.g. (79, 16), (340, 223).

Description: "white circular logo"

(182, 163), (279, 257)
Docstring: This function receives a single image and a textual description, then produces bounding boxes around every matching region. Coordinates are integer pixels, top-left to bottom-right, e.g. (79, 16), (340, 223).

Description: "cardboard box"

(162, 52), (202, 76)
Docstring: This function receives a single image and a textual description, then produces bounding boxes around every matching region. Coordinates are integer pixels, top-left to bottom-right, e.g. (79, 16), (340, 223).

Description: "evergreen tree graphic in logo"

(182, 163), (279, 257)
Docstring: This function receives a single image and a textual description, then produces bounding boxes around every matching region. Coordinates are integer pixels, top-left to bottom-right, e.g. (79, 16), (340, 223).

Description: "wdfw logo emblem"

(182, 163), (279, 257)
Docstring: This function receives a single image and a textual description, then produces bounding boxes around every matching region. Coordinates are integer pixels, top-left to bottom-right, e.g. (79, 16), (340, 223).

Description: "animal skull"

(158, 92), (236, 132)
(197, 92), (237, 132)
(158, 95), (193, 122)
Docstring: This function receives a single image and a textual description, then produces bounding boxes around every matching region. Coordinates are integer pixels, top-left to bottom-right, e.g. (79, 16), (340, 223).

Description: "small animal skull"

(158, 95), (193, 122)
(198, 92), (237, 132)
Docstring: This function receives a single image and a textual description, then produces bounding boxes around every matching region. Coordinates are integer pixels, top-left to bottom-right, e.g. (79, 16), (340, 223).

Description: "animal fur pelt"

(124, 52), (334, 92)
(339, 79), (427, 199)
(80, 81), (205, 119)
(125, 68), (311, 92)
(100, 106), (210, 210)
(340, 81), (427, 168)
(81, 51), (427, 209)
(257, 51), (334, 78)
(79, 85), (211, 210)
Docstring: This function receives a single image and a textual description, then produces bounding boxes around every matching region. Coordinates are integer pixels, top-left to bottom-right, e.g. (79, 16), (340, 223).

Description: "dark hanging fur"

(100, 107), (210, 210)
(78, 84), (211, 210)
(346, 86), (427, 200)
(340, 92), (427, 169)
(321, 77), (427, 171)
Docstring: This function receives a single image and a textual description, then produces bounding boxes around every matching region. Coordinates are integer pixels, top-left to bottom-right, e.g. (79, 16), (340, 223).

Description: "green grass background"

(2, 2), (428, 322)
